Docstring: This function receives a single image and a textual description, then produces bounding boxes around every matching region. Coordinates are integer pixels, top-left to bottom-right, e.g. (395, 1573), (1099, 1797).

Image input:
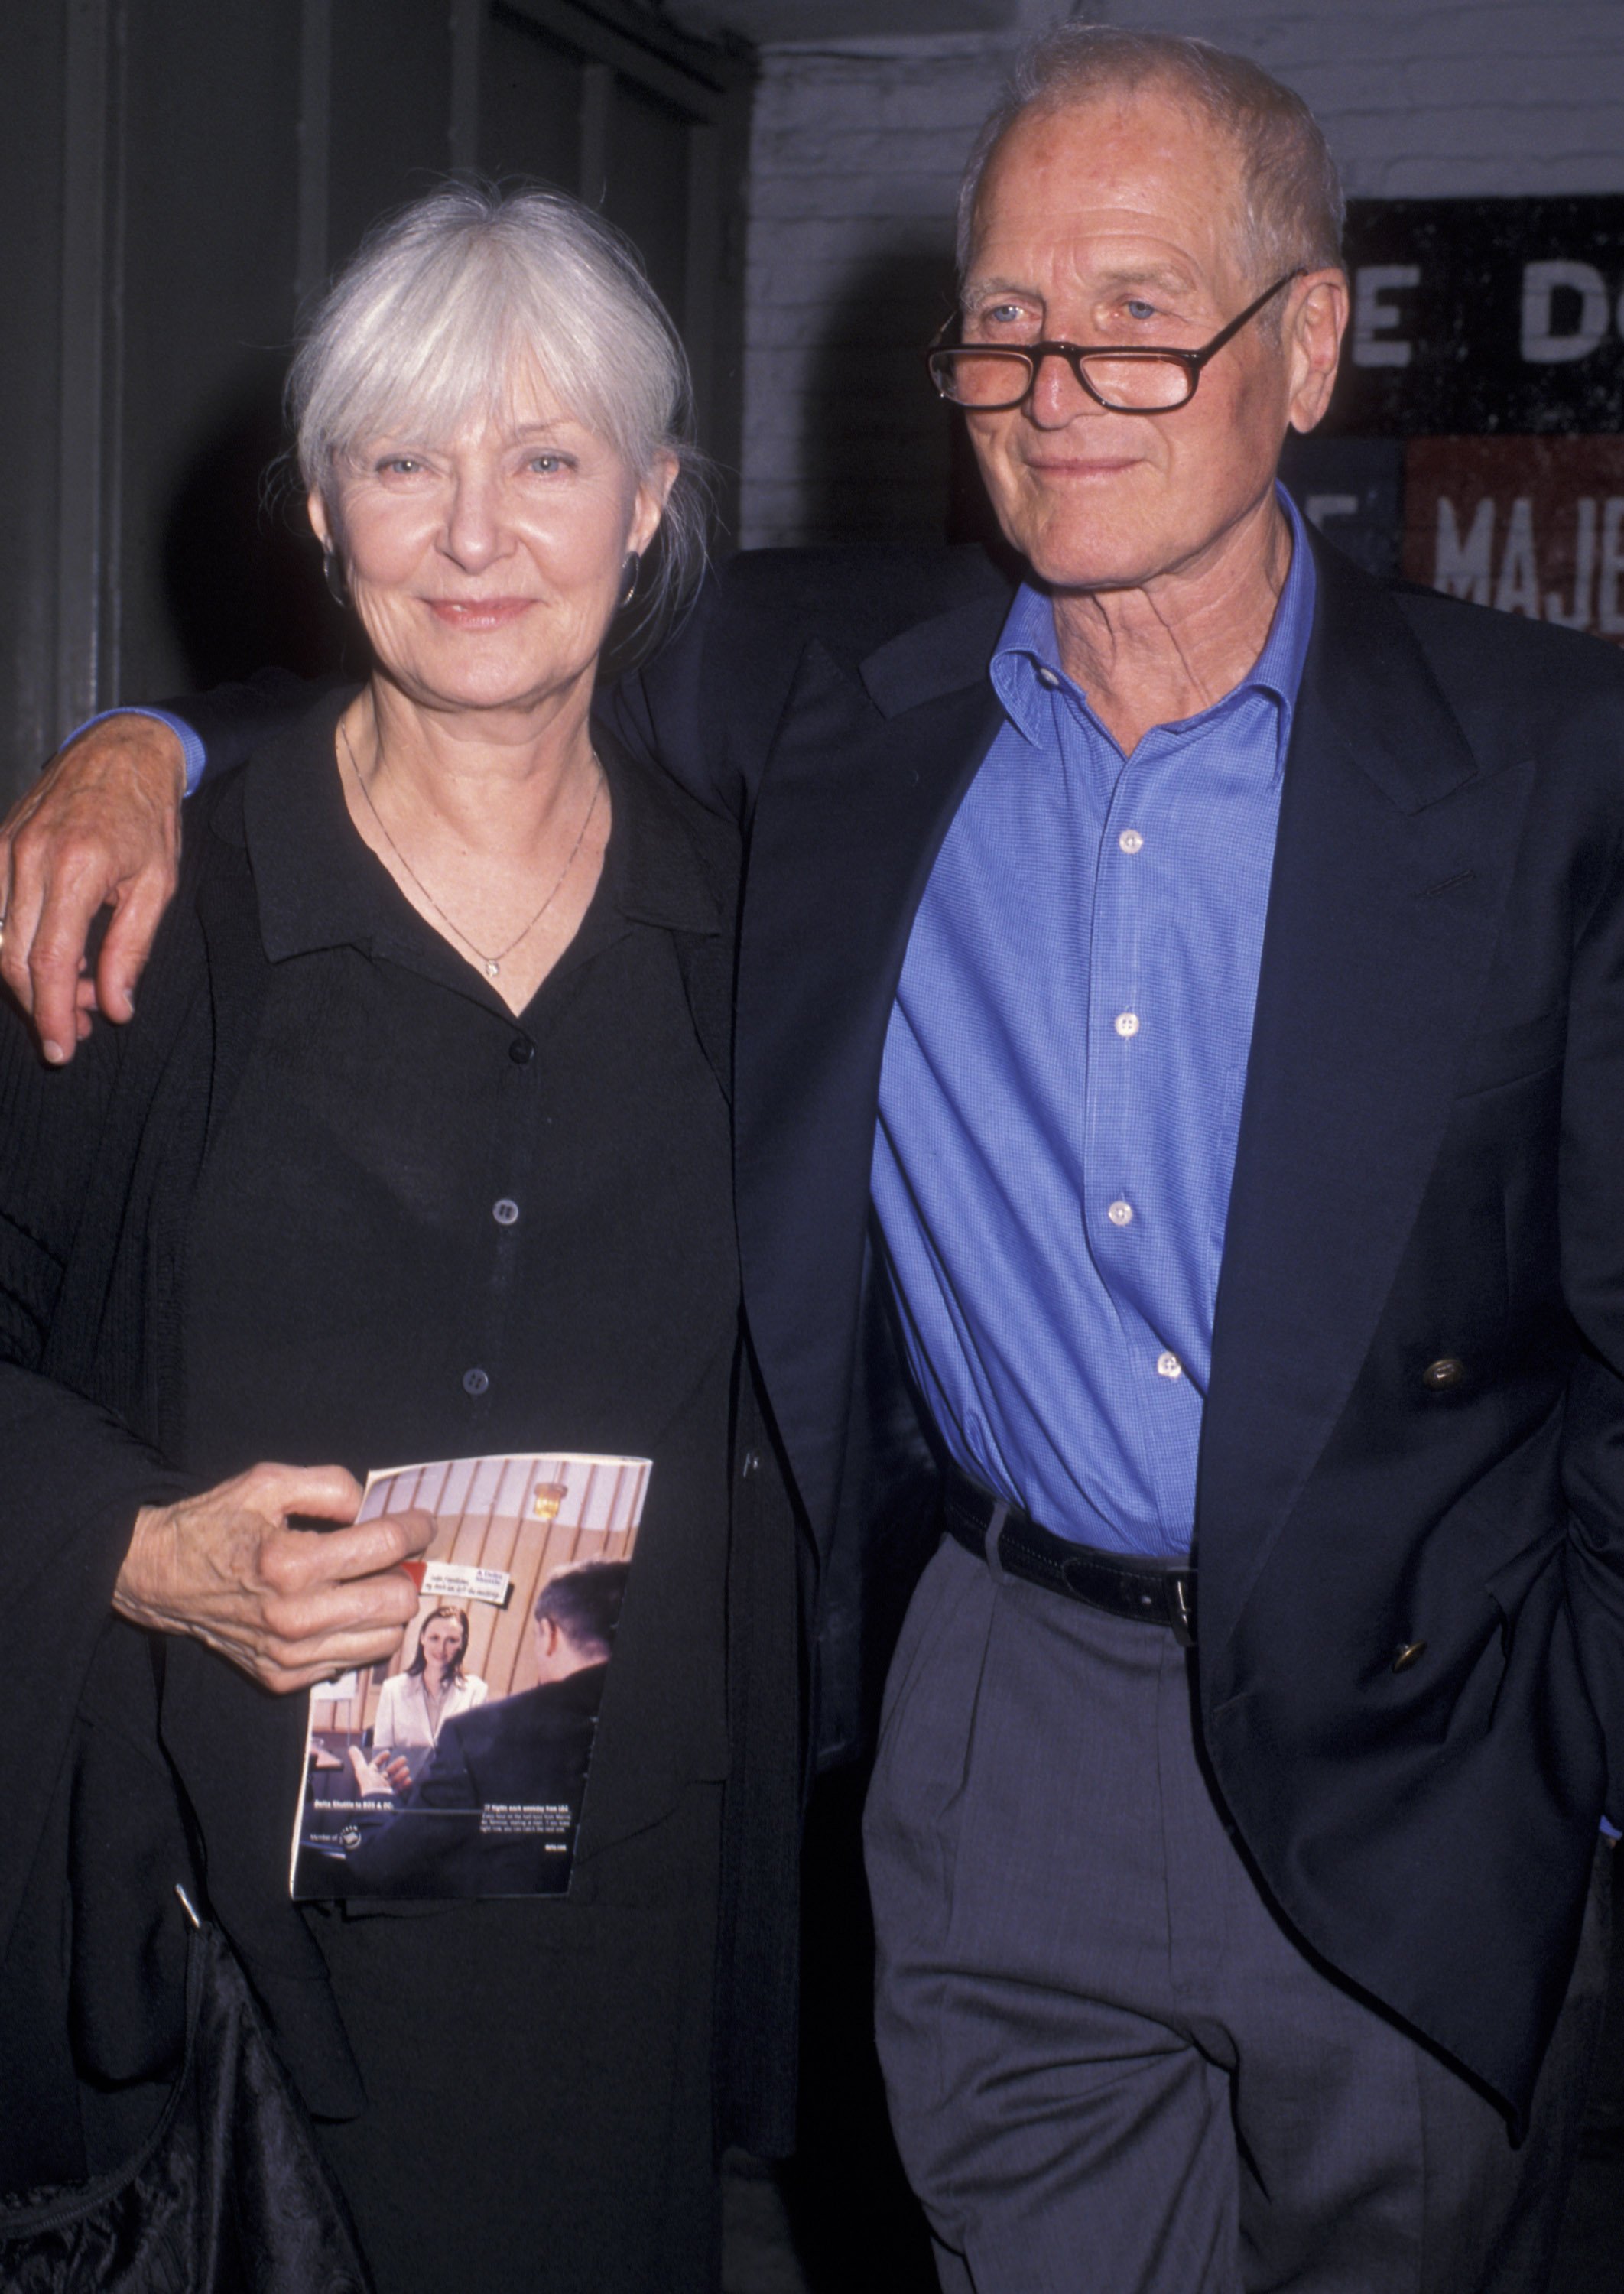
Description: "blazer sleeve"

(370, 1672), (408, 1749)
(1557, 826), (1624, 1813)
(160, 668), (345, 783)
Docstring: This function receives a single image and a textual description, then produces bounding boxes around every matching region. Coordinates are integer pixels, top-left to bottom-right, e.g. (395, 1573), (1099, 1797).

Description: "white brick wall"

(737, 2), (1624, 548)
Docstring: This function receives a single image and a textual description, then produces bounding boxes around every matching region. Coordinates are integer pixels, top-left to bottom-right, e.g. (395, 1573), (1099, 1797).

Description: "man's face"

(960, 88), (1342, 592)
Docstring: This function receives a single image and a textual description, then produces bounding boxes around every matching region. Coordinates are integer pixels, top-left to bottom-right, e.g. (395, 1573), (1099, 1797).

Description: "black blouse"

(184, 699), (736, 1487)
(183, 699), (739, 1806)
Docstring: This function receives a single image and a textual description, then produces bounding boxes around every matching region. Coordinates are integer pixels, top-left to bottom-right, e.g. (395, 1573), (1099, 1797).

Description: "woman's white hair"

(957, 24), (1345, 295)
(289, 182), (709, 661)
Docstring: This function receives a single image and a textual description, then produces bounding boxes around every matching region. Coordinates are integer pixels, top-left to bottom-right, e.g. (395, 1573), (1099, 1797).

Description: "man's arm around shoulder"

(0, 670), (331, 1061)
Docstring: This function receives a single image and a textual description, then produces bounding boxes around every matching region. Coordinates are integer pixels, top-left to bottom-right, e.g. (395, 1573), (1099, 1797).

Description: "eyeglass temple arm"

(1188, 268), (1305, 368)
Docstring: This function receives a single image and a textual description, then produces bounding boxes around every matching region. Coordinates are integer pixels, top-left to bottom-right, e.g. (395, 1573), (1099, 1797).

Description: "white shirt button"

(492, 1198), (519, 1226)
(1107, 1200), (1134, 1226)
(1036, 666), (1060, 689)
(1114, 1012), (1140, 1038)
(1156, 1351), (1183, 1380)
(1118, 829), (1144, 854)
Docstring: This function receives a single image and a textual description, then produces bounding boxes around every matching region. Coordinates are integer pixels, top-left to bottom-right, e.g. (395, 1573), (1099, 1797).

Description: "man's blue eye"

(1125, 299), (1157, 320)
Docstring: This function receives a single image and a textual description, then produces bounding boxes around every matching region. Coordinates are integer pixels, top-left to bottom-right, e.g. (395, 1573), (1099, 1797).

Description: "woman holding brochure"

(0, 188), (795, 2293)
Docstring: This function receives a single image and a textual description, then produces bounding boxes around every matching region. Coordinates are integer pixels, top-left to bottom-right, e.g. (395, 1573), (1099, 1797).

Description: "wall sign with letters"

(1282, 197), (1624, 645)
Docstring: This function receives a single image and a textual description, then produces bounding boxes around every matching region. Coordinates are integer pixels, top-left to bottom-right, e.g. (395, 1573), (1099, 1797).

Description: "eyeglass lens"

(931, 347), (1194, 412)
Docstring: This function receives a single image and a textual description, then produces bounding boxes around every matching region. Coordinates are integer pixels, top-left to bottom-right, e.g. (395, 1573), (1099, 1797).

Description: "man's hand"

(0, 713), (187, 1065)
(349, 1746), (413, 1796)
(114, 1462), (434, 1695)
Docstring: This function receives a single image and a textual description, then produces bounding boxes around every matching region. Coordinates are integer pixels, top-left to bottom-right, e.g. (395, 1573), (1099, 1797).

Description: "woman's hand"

(114, 1461), (434, 1695)
(0, 713), (185, 1065)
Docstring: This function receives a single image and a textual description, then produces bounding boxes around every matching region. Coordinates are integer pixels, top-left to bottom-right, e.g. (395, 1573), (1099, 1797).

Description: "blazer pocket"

(1455, 1006), (1565, 1098)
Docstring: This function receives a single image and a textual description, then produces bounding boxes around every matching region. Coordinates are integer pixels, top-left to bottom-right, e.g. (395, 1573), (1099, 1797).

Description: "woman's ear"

(307, 488), (334, 549)
(627, 451), (680, 557)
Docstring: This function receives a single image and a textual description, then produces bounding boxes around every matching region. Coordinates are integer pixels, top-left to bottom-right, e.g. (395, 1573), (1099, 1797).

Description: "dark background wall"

(0, 0), (752, 805)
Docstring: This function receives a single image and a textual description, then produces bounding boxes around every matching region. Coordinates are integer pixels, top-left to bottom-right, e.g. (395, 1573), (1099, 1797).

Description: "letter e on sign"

(1353, 266), (1420, 368)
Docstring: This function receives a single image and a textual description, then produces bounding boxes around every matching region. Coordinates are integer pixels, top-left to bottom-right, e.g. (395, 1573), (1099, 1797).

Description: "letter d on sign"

(1522, 262), (1609, 363)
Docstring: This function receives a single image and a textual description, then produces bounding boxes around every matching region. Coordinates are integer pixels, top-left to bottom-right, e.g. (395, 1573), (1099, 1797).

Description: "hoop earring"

(322, 541), (347, 606)
(619, 552), (641, 609)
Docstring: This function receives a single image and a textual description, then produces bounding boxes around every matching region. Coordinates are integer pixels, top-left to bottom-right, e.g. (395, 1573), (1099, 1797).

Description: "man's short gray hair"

(289, 184), (707, 661)
(957, 24), (1345, 292)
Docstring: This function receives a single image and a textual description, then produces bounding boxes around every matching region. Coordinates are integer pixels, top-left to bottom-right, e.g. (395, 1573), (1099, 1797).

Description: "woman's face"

(310, 374), (674, 721)
(420, 1617), (465, 1675)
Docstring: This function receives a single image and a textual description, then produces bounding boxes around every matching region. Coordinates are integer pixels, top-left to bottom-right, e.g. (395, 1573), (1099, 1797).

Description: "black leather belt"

(941, 1461), (1197, 1646)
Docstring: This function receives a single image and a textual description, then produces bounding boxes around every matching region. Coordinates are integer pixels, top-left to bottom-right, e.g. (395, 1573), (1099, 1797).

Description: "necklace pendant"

(485, 959), (500, 980)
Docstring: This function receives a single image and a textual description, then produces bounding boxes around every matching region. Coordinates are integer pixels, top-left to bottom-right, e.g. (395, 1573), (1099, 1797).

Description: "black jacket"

(608, 531), (1624, 2130)
(318, 1665), (608, 1899)
(0, 723), (802, 2192)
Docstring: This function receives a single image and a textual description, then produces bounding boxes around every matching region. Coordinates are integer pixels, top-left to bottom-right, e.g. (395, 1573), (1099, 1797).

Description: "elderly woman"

(0, 187), (794, 2294)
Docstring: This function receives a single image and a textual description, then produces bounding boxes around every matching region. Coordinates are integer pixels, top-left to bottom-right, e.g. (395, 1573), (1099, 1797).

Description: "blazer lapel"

(736, 597), (1008, 1552)
(1197, 547), (1536, 1661)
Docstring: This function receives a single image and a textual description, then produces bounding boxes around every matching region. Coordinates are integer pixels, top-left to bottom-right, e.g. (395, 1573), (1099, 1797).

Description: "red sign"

(1401, 436), (1624, 645)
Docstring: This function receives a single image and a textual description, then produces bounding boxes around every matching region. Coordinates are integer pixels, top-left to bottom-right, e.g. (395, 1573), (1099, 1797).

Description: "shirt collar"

(990, 479), (1317, 762)
(242, 694), (719, 973)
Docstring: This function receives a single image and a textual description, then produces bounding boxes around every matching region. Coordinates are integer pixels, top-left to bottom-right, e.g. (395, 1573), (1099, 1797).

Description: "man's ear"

(1285, 269), (1349, 436)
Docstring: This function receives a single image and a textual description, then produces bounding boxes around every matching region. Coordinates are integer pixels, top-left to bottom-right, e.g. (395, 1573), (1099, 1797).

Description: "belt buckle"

(1168, 1572), (1196, 1649)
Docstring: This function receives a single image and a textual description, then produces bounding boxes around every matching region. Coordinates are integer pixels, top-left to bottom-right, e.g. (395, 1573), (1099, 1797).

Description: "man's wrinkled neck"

(1045, 484), (1293, 754)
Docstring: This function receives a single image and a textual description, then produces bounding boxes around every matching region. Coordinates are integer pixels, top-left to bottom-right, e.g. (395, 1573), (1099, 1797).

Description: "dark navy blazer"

(606, 528), (1624, 2129)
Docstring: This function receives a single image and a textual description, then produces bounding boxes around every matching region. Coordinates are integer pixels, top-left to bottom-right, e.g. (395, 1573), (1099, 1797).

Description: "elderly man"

(5, 26), (1622, 2294)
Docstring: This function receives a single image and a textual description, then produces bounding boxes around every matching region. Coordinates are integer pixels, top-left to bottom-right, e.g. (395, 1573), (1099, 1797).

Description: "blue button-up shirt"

(872, 487), (1317, 1558)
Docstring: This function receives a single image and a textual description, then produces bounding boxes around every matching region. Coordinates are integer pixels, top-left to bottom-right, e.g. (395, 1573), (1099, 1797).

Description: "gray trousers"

(865, 1535), (1610, 2294)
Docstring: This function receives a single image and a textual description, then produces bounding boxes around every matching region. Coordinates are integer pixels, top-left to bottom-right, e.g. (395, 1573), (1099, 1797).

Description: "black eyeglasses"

(926, 270), (1304, 414)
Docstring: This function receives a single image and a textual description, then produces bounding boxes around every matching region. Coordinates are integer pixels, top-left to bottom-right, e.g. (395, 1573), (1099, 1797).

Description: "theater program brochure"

(291, 1451), (649, 1900)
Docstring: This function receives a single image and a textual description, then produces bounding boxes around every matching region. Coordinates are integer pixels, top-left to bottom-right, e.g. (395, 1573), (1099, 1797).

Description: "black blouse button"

(508, 1037), (535, 1065)
(1422, 1357), (1465, 1392)
(462, 1367), (490, 1397)
(1392, 1640), (1427, 1673)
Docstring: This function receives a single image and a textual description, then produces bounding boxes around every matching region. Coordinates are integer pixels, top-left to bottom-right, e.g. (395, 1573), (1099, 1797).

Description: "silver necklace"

(339, 718), (603, 980)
